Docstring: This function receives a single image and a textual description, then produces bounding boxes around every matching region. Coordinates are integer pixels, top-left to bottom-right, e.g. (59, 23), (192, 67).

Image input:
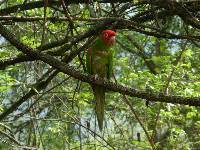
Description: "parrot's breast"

(92, 51), (109, 78)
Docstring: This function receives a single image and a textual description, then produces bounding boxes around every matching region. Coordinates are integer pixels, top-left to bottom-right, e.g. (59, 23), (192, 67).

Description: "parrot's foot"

(94, 74), (99, 80)
(109, 78), (115, 82)
(103, 77), (108, 81)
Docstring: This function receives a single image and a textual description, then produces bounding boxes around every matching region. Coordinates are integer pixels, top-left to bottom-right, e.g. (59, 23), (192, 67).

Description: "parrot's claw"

(110, 78), (115, 82)
(94, 74), (99, 80)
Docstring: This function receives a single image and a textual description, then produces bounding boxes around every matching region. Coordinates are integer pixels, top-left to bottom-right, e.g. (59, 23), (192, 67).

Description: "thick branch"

(0, 0), (133, 15)
(0, 1), (59, 15)
(0, 23), (199, 108)
(0, 54), (34, 70)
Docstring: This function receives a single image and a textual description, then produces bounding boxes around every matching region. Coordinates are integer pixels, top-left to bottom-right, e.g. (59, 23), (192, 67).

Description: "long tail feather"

(92, 85), (105, 131)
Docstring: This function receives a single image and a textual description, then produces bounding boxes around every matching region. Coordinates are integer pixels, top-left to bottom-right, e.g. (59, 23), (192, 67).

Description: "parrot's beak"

(109, 36), (116, 45)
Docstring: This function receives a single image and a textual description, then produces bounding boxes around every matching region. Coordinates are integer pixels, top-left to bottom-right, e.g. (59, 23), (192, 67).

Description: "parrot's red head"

(101, 30), (116, 46)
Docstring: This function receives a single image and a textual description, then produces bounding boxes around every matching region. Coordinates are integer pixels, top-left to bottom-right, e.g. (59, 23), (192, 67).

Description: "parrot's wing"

(107, 49), (113, 79)
(86, 48), (93, 74)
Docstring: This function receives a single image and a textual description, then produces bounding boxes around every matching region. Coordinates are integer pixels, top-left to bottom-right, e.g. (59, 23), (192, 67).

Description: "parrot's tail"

(92, 85), (105, 131)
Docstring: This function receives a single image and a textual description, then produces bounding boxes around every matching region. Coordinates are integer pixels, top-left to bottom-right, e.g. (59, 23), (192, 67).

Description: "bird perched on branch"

(86, 29), (116, 131)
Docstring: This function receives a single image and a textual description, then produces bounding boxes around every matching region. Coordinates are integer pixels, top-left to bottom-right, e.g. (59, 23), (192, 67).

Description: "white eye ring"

(104, 33), (108, 38)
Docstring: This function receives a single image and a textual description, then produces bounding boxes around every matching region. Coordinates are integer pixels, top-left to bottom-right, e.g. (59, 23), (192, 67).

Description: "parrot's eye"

(103, 33), (108, 39)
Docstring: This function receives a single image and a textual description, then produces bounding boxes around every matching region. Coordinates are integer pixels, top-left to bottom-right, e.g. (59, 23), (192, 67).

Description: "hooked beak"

(109, 36), (116, 45)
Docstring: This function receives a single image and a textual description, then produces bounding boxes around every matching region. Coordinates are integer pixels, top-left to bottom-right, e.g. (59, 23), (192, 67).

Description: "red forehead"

(102, 30), (116, 36)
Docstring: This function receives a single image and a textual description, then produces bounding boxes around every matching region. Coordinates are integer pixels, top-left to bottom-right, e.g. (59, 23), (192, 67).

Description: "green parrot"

(86, 30), (116, 131)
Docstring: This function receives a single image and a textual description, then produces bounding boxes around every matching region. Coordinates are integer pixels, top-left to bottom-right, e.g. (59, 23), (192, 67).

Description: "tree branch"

(0, 54), (34, 70)
(0, 1), (59, 15)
